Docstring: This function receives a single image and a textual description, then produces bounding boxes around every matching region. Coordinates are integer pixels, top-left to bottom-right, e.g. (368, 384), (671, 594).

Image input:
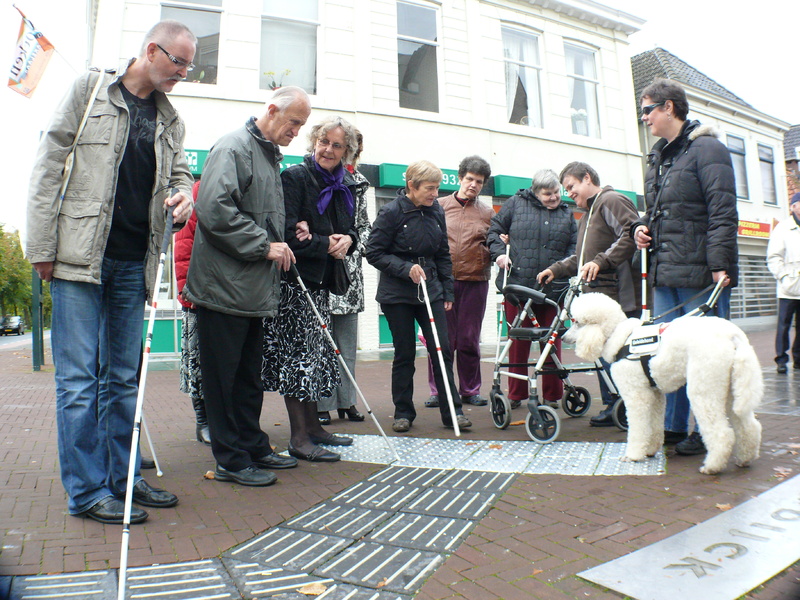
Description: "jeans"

(51, 258), (145, 514)
(654, 285), (731, 434)
(381, 302), (463, 424)
(774, 298), (800, 366)
(426, 280), (489, 397)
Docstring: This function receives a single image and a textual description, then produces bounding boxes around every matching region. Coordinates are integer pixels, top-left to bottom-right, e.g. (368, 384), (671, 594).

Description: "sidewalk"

(0, 325), (799, 599)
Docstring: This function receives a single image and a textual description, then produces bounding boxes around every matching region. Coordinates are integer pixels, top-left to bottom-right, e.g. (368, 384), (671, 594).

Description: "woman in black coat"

(262, 116), (360, 462)
(632, 78), (738, 455)
(366, 160), (471, 433)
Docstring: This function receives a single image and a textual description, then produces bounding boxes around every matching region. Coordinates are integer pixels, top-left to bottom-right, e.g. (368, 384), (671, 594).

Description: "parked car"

(1, 316), (25, 335)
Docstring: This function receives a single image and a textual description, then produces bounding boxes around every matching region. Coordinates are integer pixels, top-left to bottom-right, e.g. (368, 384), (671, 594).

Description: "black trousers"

(196, 307), (272, 471)
(775, 298), (800, 366)
(381, 301), (463, 424)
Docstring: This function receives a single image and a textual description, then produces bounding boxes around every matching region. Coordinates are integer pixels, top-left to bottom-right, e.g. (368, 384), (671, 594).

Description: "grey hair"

(269, 86), (310, 112)
(141, 20), (197, 56)
(306, 116), (359, 166)
(531, 169), (561, 196)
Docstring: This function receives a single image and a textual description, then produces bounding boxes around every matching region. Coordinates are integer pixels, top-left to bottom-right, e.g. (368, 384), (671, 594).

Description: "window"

(502, 27), (542, 127)
(260, 0), (318, 94)
(397, 1), (438, 113)
(161, 1), (221, 85)
(727, 135), (749, 200)
(758, 144), (777, 205)
(564, 43), (599, 137)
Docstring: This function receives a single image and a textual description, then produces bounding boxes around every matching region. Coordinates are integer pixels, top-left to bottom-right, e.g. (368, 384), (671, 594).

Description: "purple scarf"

(313, 157), (354, 216)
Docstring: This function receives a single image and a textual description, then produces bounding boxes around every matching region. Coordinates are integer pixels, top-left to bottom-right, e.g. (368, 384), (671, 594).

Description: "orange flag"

(8, 6), (54, 98)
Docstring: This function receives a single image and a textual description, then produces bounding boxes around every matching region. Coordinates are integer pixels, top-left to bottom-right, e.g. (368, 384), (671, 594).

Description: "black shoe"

(127, 479), (179, 508)
(663, 430), (688, 445)
(424, 395), (439, 408)
(777, 364), (788, 374)
(317, 411), (332, 425)
(461, 395), (488, 406)
(214, 464), (277, 486)
(443, 415), (472, 430)
(253, 451), (298, 469)
(589, 406), (615, 427)
(794, 363), (800, 370)
(287, 442), (340, 462)
(196, 424), (211, 445)
(338, 406), (365, 421)
(140, 456), (156, 470)
(510, 399), (522, 409)
(675, 432), (706, 456)
(309, 432), (353, 446)
(80, 496), (148, 525)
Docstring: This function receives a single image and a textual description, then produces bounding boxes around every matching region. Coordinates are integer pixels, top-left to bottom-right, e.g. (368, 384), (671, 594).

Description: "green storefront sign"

(378, 163), (460, 192)
(185, 149), (303, 176)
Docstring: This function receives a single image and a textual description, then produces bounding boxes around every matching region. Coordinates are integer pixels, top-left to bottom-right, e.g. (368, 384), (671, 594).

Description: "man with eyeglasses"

(26, 20), (197, 525)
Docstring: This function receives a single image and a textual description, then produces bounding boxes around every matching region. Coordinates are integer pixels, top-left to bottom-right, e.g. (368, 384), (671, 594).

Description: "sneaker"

(461, 395), (488, 406)
(392, 418), (412, 432)
(510, 399), (522, 409)
(675, 432), (706, 456)
(777, 364), (788, 374)
(544, 400), (559, 410)
(424, 395), (439, 408)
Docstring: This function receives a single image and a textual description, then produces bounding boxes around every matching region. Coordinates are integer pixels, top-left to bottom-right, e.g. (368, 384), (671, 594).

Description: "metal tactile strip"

(283, 502), (393, 539)
(367, 465), (445, 487)
(11, 570), (117, 600)
(434, 470), (516, 493)
(123, 560), (239, 599)
(402, 487), (498, 519)
(394, 438), (486, 469)
(223, 558), (335, 598)
(313, 434), (430, 465)
(329, 481), (423, 511)
(460, 440), (541, 472)
(367, 512), (476, 552)
(314, 541), (443, 594)
(227, 527), (353, 572)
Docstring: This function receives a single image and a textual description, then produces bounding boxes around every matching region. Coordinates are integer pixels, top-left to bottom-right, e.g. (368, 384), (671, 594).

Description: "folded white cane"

(640, 247), (650, 323)
(419, 278), (460, 437)
(118, 207), (174, 600)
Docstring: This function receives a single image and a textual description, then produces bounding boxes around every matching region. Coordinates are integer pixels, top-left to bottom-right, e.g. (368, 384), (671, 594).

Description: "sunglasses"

(641, 102), (665, 115)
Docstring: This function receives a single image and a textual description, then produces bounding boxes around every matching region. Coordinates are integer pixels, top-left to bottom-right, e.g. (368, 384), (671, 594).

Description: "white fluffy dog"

(565, 293), (762, 475)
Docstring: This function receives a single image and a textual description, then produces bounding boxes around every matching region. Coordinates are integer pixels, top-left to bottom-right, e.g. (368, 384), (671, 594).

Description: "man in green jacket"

(183, 86), (311, 486)
(26, 21), (196, 524)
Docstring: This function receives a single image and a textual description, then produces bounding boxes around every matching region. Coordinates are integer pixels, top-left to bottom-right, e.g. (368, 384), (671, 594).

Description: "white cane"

(419, 278), (460, 437)
(118, 207), (174, 600)
(640, 248), (650, 323)
(140, 416), (163, 477)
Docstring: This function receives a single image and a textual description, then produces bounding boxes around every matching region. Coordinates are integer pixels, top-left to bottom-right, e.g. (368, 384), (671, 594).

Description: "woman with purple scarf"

(262, 116), (360, 462)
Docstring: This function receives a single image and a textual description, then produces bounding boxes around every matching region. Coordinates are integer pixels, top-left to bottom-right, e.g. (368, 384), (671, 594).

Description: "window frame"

(160, 0), (222, 85)
(501, 24), (543, 128)
(396, 0), (441, 113)
(757, 143), (777, 206)
(563, 42), (600, 138)
(259, 0), (320, 94)
(726, 134), (750, 201)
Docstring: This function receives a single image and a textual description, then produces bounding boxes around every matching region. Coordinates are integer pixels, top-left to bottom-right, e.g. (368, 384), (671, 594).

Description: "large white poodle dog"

(565, 293), (762, 475)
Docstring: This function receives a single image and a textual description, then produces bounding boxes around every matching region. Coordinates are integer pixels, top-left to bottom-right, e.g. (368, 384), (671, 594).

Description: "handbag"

(330, 259), (352, 295)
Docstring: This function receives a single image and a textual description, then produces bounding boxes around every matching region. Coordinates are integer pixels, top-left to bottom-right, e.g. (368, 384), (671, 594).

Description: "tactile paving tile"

(284, 502), (393, 539)
(434, 469), (516, 493)
(460, 439), (541, 472)
(227, 527), (353, 572)
(306, 582), (413, 599)
(394, 438), (486, 469)
(329, 481), (423, 511)
(223, 558), (335, 598)
(11, 570), (117, 600)
(596, 443), (666, 476)
(524, 453), (601, 475)
(311, 433), (411, 464)
(314, 541), (443, 594)
(367, 512), (476, 552)
(124, 559), (239, 599)
(367, 465), (446, 487)
(401, 487), (498, 519)
(534, 441), (605, 458)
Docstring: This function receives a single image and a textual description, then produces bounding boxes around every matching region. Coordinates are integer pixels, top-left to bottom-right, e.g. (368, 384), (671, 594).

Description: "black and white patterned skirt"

(262, 279), (340, 403)
(179, 308), (203, 399)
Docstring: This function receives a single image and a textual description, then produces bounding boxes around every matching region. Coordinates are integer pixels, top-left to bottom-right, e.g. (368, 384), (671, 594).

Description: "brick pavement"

(0, 324), (799, 599)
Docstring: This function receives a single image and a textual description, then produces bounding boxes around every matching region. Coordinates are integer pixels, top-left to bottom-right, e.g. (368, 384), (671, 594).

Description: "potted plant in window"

(264, 69), (291, 90)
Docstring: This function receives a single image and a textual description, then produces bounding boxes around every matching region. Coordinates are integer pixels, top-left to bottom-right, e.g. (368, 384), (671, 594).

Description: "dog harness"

(614, 322), (671, 388)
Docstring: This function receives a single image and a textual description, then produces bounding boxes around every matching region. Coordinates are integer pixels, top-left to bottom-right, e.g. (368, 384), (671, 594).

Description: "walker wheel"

(489, 388), (512, 429)
(561, 386), (592, 418)
(525, 405), (560, 443)
(612, 397), (628, 431)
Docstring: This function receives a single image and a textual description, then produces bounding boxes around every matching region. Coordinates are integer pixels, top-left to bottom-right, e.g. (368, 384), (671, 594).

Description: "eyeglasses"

(156, 44), (195, 72)
(317, 138), (345, 151)
(641, 102), (665, 115)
